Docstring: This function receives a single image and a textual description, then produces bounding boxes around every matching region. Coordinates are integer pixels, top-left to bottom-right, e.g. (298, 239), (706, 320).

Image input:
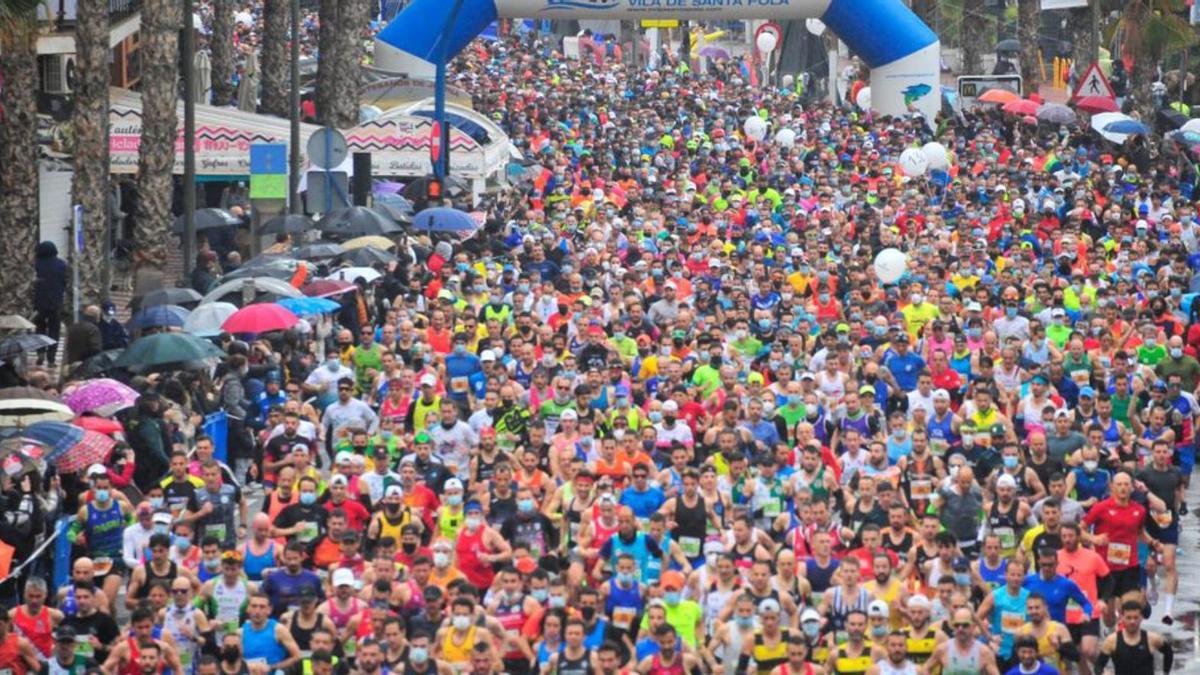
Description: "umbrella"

(170, 208), (242, 233)
(1166, 129), (1200, 146)
(260, 214), (314, 235)
(1182, 119), (1200, 134)
(1103, 119), (1149, 135)
(1158, 108), (1188, 131)
(1091, 112), (1134, 143)
(339, 246), (397, 266)
(373, 181), (405, 195)
(237, 52), (259, 113)
(373, 193), (415, 219)
(1002, 99), (1040, 116)
(1036, 103), (1076, 125)
(62, 379), (140, 417)
(200, 277), (303, 306)
(276, 296), (341, 317)
(995, 38), (1020, 53)
(326, 267), (382, 284)
(0, 334), (55, 359)
(73, 416), (124, 436)
(132, 287), (203, 311)
(21, 421), (84, 458)
(223, 257), (309, 285)
(0, 315), (35, 331)
(978, 89), (1020, 104)
(127, 305), (191, 331)
(0, 388), (74, 425)
(182, 302), (238, 337)
(315, 207), (403, 237)
(412, 207), (481, 233)
(194, 50), (212, 104)
(698, 45), (730, 60)
(112, 333), (225, 369)
(221, 304), (300, 334)
(25, 422), (116, 474)
(376, 202), (416, 224)
(1075, 96), (1118, 114)
(294, 243), (346, 260)
(0, 440), (45, 477)
(68, 350), (126, 379)
(342, 235), (396, 250)
(301, 279), (356, 298)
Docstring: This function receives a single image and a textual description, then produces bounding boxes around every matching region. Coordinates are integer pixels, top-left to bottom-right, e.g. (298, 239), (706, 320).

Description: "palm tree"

(259, 0), (288, 117)
(315, 0), (340, 125)
(132, 0), (179, 273)
(961, 0), (989, 75)
(72, 0), (111, 303)
(0, 0), (42, 315)
(1120, 0), (1195, 119)
(209, 0), (235, 105)
(316, 0), (367, 128)
(1019, 0), (1041, 93)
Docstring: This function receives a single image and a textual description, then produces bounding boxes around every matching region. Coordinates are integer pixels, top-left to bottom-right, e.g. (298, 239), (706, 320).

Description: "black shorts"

(502, 657), (531, 675)
(1068, 619), (1100, 643)
(1100, 566), (1142, 599)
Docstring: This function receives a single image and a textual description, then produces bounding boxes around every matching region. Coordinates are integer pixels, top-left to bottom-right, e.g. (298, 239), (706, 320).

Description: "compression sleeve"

(1162, 640), (1173, 673)
(1058, 640), (1081, 662)
(1095, 651), (1110, 673)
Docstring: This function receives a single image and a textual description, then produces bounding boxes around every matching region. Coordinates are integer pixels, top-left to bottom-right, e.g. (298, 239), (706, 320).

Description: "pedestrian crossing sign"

(1072, 62), (1115, 101)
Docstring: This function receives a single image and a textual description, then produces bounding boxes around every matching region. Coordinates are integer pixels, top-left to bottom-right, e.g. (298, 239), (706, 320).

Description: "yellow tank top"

(1019, 621), (1065, 671)
(413, 396), (441, 431)
(375, 511), (408, 543)
(971, 408), (998, 430)
(752, 630), (788, 674)
(834, 642), (873, 675)
(867, 579), (904, 630)
(902, 626), (937, 664)
(441, 625), (476, 664)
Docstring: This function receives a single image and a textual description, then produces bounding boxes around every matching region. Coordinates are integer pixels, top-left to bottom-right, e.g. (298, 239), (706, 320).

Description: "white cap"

(965, 301), (982, 312)
(908, 595), (931, 610)
(933, 389), (951, 401)
(560, 408), (578, 421)
(996, 474), (1018, 489)
(152, 512), (172, 525)
(419, 373), (438, 387)
(444, 478), (464, 492)
(662, 400), (679, 413)
(480, 350), (496, 363)
(800, 608), (822, 624)
(868, 599), (890, 618)
(329, 474), (348, 487)
(332, 568), (356, 587)
(87, 464), (107, 477)
(335, 451), (353, 464)
(384, 485), (403, 498)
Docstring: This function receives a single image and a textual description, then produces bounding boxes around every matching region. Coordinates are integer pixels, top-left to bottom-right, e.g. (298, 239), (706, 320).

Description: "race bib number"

(910, 479), (932, 500)
(994, 527), (1016, 551)
(1107, 542), (1132, 566)
(1066, 599), (1085, 624)
(612, 606), (637, 630)
(207, 523), (227, 544)
(1000, 611), (1024, 634)
(93, 557), (113, 576)
(762, 498), (782, 517)
(450, 377), (469, 393)
(74, 636), (93, 658)
(679, 536), (701, 558)
(298, 521), (319, 543)
(223, 620), (239, 636)
(1071, 370), (1091, 386)
(344, 637), (357, 656)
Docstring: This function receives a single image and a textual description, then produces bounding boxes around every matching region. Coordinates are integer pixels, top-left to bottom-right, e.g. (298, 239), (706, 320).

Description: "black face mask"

(221, 647), (241, 663)
(580, 607), (596, 621)
(402, 542), (417, 554)
(710, 356), (722, 367)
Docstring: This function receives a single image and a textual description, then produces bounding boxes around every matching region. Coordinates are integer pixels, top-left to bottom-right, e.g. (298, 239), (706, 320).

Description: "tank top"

(139, 561), (178, 599)
(242, 619), (286, 666)
(455, 526), (495, 590)
(211, 579), (248, 635)
(604, 580), (643, 632)
(987, 501), (1020, 555)
(990, 587), (1029, 659)
(440, 625), (475, 665)
(943, 639), (981, 675)
(978, 557), (1008, 589)
(672, 493), (707, 560)
(326, 598), (360, 631)
(437, 507), (464, 541)
(590, 513), (619, 552)
(12, 605), (52, 657)
(833, 642), (873, 675)
(794, 466), (830, 503)
(555, 648), (593, 675)
(163, 605), (198, 673)
(242, 541), (275, 582)
(926, 413), (958, 457)
(901, 456), (936, 512)
(752, 629), (789, 674)
(119, 637), (144, 675)
(876, 661), (918, 675)
(805, 558), (839, 594)
(488, 486), (518, 528)
(702, 577), (741, 633)
(1018, 622), (1066, 671)
(0, 633), (27, 675)
(902, 626), (937, 664)
(647, 653), (685, 675)
(287, 612), (318, 654)
(829, 587), (871, 636)
(494, 596), (528, 660)
(85, 500), (124, 558)
(374, 512), (408, 544)
(1112, 629), (1155, 674)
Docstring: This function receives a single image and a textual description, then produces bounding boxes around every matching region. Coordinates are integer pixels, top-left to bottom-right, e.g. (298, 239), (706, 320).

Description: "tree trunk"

(961, 0), (988, 75)
(331, 0), (368, 128)
(1019, 0), (1041, 92)
(260, 0), (289, 117)
(315, 0), (339, 125)
(209, 0), (236, 105)
(0, 23), (41, 316)
(911, 0), (937, 30)
(72, 0), (111, 304)
(1123, 0), (1155, 120)
(133, 0), (179, 273)
(1070, 0), (1098, 69)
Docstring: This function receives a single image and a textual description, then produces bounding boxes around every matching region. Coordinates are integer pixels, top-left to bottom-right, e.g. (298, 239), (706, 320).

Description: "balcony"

(38, 0), (143, 30)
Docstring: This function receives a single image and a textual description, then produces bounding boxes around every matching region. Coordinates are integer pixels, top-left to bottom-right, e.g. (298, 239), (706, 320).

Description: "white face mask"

(465, 516), (482, 531)
(452, 616), (472, 631)
(433, 552), (450, 568)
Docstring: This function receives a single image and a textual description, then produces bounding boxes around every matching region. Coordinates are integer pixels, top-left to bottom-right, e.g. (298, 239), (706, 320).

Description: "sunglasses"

(172, 589), (190, 595)
(952, 622), (972, 629)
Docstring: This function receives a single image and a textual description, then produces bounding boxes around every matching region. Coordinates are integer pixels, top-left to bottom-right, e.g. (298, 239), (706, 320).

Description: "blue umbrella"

(277, 296), (341, 317)
(1103, 119), (1150, 135)
(413, 207), (480, 233)
(22, 421), (85, 460)
(127, 304), (191, 330)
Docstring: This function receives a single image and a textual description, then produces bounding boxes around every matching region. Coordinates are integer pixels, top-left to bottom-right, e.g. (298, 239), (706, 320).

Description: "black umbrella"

(1157, 108), (1188, 131)
(260, 214), (315, 235)
(223, 256), (308, 283)
(131, 287), (203, 311)
(376, 202), (415, 224)
(315, 207), (403, 237)
(339, 246), (398, 266)
(169, 208), (243, 233)
(295, 243), (347, 260)
(995, 39), (1020, 54)
(0, 334), (55, 359)
(67, 349), (127, 379)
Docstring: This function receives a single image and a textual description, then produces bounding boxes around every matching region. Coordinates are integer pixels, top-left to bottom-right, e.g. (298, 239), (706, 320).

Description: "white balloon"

(921, 142), (950, 170)
(874, 248), (908, 284)
(756, 32), (778, 54)
(743, 115), (768, 142)
(898, 147), (929, 177)
(806, 18), (826, 35)
(855, 87), (871, 111)
(774, 128), (797, 147)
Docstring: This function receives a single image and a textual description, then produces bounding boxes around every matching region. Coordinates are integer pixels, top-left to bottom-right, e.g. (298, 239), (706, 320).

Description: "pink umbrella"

(1002, 99), (1041, 116)
(222, 304), (300, 334)
(62, 378), (140, 417)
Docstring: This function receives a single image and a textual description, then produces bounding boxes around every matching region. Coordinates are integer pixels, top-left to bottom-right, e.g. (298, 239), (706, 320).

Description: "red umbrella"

(978, 89), (1020, 104)
(302, 279), (356, 298)
(221, 304), (300, 334)
(1002, 99), (1041, 116)
(1075, 96), (1118, 114)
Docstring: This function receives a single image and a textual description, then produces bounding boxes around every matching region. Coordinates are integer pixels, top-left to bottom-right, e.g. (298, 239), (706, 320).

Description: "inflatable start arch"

(376, 0), (941, 121)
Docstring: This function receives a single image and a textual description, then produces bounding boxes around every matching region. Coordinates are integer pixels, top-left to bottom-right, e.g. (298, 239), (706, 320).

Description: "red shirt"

(844, 546), (900, 580)
(1081, 497), (1146, 571)
(325, 498), (371, 532)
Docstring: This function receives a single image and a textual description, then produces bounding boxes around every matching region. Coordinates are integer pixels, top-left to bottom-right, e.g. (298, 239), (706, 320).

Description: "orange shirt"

(1056, 546), (1110, 622)
(312, 536), (341, 570)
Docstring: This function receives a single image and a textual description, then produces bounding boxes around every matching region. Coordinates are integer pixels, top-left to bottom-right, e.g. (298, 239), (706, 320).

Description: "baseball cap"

(1078, 386), (1096, 399)
(800, 608), (822, 624)
(661, 571), (685, 590)
(996, 474), (1017, 490)
(152, 512), (172, 526)
(908, 595), (931, 610)
(965, 301), (983, 312)
(480, 350), (496, 362)
(747, 372), (764, 385)
(329, 474), (348, 487)
(384, 485), (403, 499)
(868, 599), (889, 618)
(480, 426), (497, 438)
(662, 400), (679, 412)
(53, 626), (76, 642)
(951, 556), (971, 572)
(87, 464), (107, 478)
(419, 373), (437, 387)
(465, 500), (484, 514)
(515, 557), (538, 575)
(332, 568), (356, 587)
(413, 431), (431, 443)
(989, 423), (1006, 437)
(444, 478), (464, 492)
(932, 389), (950, 401)
(560, 408), (578, 421)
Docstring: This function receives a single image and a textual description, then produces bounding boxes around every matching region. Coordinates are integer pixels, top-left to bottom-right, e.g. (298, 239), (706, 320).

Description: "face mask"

(871, 625), (889, 638)
(300, 492), (317, 506)
(735, 615), (754, 629)
(873, 326), (887, 337)
(446, 494), (463, 506)
(433, 552), (450, 568)
(465, 516), (482, 531)
(549, 595), (567, 609)
(954, 573), (970, 586)
(204, 558), (220, 571)
(150, 497), (164, 509)
(518, 499), (536, 514)
(617, 572), (635, 585)
(788, 394), (803, 407)
(1171, 348), (1183, 359)
(649, 411), (663, 423)
(580, 607), (596, 621)
(531, 588), (548, 603)
(175, 536), (191, 552)
(802, 623), (820, 639)
(664, 591), (681, 605)
(409, 647), (428, 664)
(453, 344), (467, 356)
(1145, 338), (1157, 349)
(154, 525), (169, 535)
(93, 489), (110, 503)
(1003, 456), (1019, 469)
(452, 616), (472, 631)
(221, 647), (241, 663)
(326, 359), (340, 372)
(1083, 460), (1099, 473)
(1006, 307), (1018, 318)
(961, 434), (974, 449)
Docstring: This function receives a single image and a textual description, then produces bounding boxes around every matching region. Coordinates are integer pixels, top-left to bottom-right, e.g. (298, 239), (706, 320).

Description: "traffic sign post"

(1072, 62), (1115, 101)
(305, 128), (352, 214)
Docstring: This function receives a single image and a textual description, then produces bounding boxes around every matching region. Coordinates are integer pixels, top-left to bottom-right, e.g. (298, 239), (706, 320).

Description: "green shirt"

(639, 599), (703, 648)
(691, 364), (722, 397)
(1156, 355), (1200, 391)
(1137, 344), (1167, 366)
(1046, 324), (1073, 349)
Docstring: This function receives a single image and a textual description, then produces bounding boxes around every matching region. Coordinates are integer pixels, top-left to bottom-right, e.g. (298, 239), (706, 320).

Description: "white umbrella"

(194, 50), (212, 104)
(237, 52), (258, 113)
(326, 267), (382, 284)
(200, 277), (303, 306)
(1182, 118), (1200, 134)
(182, 302), (238, 337)
(1091, 112), (1134, 144)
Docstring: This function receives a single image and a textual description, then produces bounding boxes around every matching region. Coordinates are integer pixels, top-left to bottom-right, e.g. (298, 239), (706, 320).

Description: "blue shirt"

(886, 352), (926, 391)
(1005, 663), (1060, 675)
(619, 485), (666, 519)
(741, 419), (781, 448)
(1022, 573), (1092, 623)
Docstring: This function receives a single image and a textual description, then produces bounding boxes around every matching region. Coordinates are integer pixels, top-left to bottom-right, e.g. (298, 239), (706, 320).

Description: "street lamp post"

(182, 0), (196, 275)
(289, 0), (301, 214)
